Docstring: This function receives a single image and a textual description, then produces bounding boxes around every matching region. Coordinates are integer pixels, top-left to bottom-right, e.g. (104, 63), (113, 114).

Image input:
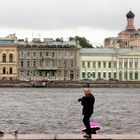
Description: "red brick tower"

(126, 10), (135, 30)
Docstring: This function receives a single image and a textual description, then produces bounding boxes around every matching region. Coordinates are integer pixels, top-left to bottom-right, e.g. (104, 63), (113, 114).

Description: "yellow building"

(0, 38), (17, 80)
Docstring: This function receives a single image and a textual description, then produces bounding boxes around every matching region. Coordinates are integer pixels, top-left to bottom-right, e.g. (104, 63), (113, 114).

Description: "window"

(134, 59), (138, 69)
(46, 61), (49, 67)
(39, 61), (43, 67)
(119, 59), (123, 69)
(9, 67), (13, 74)
(33, 61), (36, 67)
(33, 52), (36, 57)
(108, 72), (111, 78)
(124, 59), (128, 69)
(114, 62), (117, 68)
(129, 59), (133, 69)
(46, 52), (49, 56)
(98, 62), (101, 68)
(2, 54), (6, 62)
(124, 71), (127, 80)
(64, 61), (67, 67)
(21, 61), (24, 67)
(20, 52), (24, 57)
(114, 72), (116, 78)
(3, 67), (6, 74)
(27, 61), (30, 67)
(64, 52), (68, 57)
(58, 71), (61, 77)
(27, 52), (30, 57)
(52, 60), (55, 67)
(135, 72), (138, 80)
(93, 62), (96, 68)
(71, 60), (74, 67)
(82, 61), (85, 68)
(103, 62), (106, 68)
(52, 52), (55, 57)
(45, 71), (48, 76)
(130, 72), (133, 80)
(119, 71), (122, 80)
(87, 61), (90, 68)
(58, 60), (61, 67)
(71, 51), (74, 57)
(40, 52), (43, 57)
(9, 54), (13, 62)
(98, 72), (101, 79)
(87, 72), (91, 78)
(27, 71), (30, 76)
(93, 72), (95, 78)
(103, 72), (106, 78)
(39, 71), (42, 76)
(82, 72), (85, 78)
(108, 62), (111, 68)
(52, 71), (55, 76)
(33, 72), (36, 76)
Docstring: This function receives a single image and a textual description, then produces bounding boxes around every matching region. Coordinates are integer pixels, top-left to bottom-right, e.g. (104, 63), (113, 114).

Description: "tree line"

(55, 36), (92, 48)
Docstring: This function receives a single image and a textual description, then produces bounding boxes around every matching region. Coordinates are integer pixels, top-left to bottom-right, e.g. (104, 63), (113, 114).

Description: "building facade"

(80, 48), (140, 81)
(17, 39), (80, 81)
(104, 10), (140, 48)
(0, 38), (17, 80)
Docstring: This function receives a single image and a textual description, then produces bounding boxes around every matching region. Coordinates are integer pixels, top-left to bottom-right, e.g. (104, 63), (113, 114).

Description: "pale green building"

(80, 48), (140, 81)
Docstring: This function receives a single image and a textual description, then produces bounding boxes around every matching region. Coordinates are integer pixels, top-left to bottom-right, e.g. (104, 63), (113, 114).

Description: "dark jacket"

(81, 93), (95, 115)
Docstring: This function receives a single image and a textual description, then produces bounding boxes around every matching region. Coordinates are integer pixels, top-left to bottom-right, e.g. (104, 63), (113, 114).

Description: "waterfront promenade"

(0, 134), (140, 140)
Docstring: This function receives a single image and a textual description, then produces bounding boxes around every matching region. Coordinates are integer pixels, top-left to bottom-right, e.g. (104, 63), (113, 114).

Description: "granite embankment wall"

(0, 80), (31, 87)
(47, 80), (140, 88)
(0, 80), (140, 88)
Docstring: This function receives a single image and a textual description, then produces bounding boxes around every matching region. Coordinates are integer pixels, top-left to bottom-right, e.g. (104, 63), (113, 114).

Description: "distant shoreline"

(0, 80), (140, 88)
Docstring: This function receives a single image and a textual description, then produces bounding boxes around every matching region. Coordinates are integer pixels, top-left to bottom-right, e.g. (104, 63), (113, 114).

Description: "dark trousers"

(83, 114), (92, 135)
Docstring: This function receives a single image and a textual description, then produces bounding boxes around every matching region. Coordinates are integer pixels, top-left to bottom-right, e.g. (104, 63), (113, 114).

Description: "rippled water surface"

(0, 88), (139, 134)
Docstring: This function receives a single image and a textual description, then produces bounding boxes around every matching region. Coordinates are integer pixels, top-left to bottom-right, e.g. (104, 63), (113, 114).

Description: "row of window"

(82, 61), (116, 69)
(1, 54), (14, 62)
(82, 59), (139, 69)
(82, 71), (138, 80)
(1, 67), (13, 74)
(20, 60), (75, 68)
(21, 70), (57, 77)
(119, 59), (138, 69)
(20, 51), (74, 58)
(21, 70), (75, 78)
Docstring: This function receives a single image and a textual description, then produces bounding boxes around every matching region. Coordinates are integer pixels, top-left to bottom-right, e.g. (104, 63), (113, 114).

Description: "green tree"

(56, 37), (63, 42)
(69, 36), (92, 48)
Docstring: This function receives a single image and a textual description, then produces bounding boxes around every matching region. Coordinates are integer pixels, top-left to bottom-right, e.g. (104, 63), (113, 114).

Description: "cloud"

(0, 0), (140, 44)
(0, 0), (140, 31)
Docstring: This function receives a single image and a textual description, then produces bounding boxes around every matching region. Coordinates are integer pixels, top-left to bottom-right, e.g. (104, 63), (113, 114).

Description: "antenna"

(32, 32), (34, 40)
(38, 33), (41, 40)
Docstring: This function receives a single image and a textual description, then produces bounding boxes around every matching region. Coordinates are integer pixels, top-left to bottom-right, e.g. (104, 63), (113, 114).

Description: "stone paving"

(0, 134), (140, 140)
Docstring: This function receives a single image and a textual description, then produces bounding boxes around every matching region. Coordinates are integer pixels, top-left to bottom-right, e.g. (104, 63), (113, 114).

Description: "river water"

(0, 88), (139, 134)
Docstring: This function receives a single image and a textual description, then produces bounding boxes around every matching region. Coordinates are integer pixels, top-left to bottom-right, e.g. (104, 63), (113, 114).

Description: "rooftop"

(80, 47), (140, 55)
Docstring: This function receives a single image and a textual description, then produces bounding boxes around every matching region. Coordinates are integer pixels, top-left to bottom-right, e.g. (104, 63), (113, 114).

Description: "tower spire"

(126, 10), (135, 30)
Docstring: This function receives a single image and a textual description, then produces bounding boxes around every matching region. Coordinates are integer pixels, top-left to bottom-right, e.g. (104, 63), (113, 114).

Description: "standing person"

(78, 88), (95, 138)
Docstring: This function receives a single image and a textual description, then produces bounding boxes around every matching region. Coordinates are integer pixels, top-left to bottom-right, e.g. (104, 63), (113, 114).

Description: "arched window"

(2, 54), (6, 62)
(9, 54), (13, 62)
(3, 67), (6, 74)
(9, 67), (13, 74)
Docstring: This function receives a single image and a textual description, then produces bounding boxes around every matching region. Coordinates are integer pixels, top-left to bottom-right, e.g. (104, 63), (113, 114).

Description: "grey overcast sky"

(0, 0), (140, 45)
